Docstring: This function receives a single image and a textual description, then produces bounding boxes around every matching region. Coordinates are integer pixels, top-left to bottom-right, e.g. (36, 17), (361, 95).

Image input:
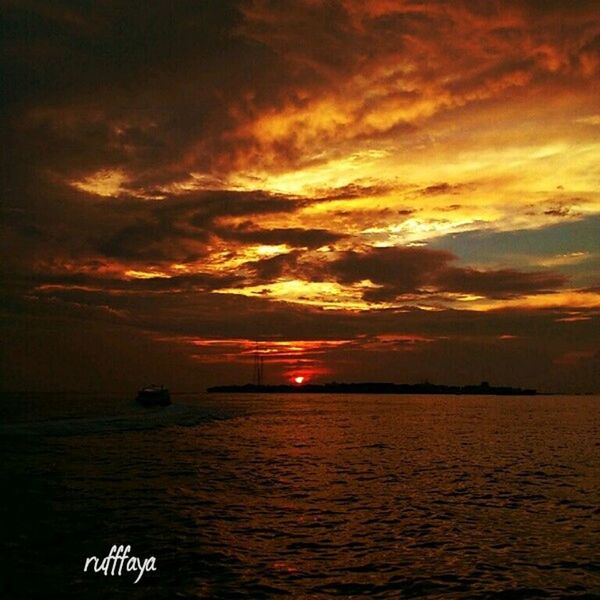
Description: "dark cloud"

(327, 246), (567, 300)
(520, 196), (588, 219)
(1, 0), (317, 183)
(183, 191), (302, 226)
(96, 218), (206, 262)
(0, 176), (306, 273)
(314, 181), (397, 201)
(420, 183), (466, 196)
(436, 267), (566, 298)
(3, 279), (598, 392)
(246, 251), (302, 281)
(94, 190), (315, 264)
(94, 190), (305, 262)
(214, 221), (343, 248)
(542, 200), (584, 218)
(330, 247), (451, 292)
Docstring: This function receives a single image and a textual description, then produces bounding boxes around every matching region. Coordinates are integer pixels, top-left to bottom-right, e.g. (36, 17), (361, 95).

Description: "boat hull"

(136, 389), (171, 406)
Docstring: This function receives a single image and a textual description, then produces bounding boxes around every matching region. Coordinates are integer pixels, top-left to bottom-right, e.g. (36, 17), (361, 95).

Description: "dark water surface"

(1, 393), (599, 599)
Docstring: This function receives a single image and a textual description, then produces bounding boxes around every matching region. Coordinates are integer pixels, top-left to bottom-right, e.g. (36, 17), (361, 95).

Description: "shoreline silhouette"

(207, 381), (537, 395)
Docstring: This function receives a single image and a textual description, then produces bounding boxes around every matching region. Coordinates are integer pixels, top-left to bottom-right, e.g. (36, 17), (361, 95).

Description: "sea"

(1, 393), (598, 599)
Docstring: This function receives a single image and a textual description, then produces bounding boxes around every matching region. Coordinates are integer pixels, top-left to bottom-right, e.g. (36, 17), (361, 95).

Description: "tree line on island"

(207, 381), (536, 395)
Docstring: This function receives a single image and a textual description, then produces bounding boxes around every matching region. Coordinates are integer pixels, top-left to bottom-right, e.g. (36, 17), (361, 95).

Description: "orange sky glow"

(1, 0), (599, 392)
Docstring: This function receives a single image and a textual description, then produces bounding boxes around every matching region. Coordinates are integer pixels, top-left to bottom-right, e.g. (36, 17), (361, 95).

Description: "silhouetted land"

(207, 381), (536, 395)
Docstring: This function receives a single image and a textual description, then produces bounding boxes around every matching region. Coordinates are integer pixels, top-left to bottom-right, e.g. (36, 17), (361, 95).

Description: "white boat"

(136, 384), (171, 406)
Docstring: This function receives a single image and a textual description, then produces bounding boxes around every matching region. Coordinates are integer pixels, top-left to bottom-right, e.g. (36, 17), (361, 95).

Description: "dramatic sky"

(1, 0), (599, 392)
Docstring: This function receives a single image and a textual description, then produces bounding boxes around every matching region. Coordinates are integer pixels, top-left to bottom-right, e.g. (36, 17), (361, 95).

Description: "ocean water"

(1, 393), (599, 599)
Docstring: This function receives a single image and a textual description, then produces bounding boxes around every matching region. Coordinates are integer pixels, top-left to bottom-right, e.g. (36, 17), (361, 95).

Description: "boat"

(136, 384), (171, 406)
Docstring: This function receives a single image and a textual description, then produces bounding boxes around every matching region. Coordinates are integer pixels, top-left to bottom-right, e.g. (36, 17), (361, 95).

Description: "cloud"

(214, 222), (344, 248)
(96, 218), (207, 263)
(540, 198), (586, 218)
(245, 251), (303, 281)
(330, 246), (451, 289)
(553, 349), (597, 367)
(0, 179), (307, 272)
(1, 0), (599, 391)
(313, 181), (398, 201)
(420, 183), (468, 196)
(4, 277), (599, 391)
(327, 246), (566, 300)
(4, 0), (598, 189)
(228, 0), (600, 175)
(436, 267), (566, 298)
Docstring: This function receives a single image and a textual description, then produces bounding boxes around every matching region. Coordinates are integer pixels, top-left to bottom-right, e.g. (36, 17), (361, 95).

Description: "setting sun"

(3, 2), (600, 597)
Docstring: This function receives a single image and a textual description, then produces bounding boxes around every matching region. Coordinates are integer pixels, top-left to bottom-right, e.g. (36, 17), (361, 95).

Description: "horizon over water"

(1, 392), (599, 599)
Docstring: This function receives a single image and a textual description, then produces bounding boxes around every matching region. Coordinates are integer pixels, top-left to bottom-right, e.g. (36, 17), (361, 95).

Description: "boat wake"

(0, 402), (233, 437)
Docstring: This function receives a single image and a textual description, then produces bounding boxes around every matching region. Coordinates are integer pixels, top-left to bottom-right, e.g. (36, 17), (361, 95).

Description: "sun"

(293, 376), (305, 384)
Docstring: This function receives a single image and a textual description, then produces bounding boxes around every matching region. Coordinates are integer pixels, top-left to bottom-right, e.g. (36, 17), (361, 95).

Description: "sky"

(1, 0), (599, 392)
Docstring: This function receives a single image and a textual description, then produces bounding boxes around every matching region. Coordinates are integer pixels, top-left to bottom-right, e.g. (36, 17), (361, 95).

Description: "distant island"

(207, 381), (536, 395)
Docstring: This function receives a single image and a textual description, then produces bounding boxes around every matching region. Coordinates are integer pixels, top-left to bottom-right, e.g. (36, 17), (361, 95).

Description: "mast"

(252, 343), (264, 386)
